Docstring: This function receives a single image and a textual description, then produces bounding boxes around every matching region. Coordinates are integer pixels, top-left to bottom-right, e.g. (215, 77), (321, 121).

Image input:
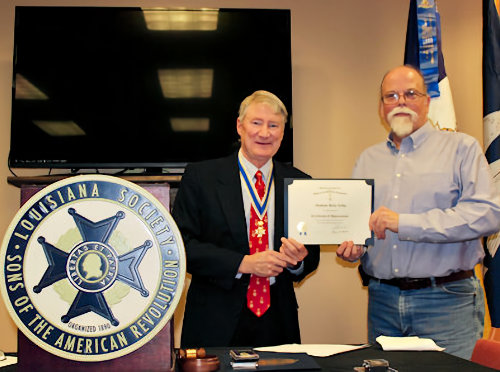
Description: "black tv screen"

(9, 6), (293, 171)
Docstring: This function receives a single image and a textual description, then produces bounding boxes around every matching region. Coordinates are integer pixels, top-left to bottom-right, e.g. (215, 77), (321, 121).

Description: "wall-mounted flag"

(404, 0), (457, 131)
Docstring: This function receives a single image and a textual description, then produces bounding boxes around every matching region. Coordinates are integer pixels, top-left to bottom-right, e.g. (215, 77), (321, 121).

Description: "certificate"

(285, 179), (374, 245)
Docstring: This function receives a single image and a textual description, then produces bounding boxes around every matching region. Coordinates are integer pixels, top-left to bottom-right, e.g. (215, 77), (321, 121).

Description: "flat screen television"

(9, 6), (293, 173)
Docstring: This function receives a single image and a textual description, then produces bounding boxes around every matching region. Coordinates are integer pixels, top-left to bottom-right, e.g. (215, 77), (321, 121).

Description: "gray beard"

(390, 116), (413, 138)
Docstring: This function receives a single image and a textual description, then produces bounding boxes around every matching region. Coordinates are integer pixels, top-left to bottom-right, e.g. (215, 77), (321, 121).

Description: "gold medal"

(253, 219), (266, 238)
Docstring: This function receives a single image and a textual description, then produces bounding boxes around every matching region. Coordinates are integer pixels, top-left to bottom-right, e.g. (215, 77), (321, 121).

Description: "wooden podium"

(10, 176), (180, 371)
(17, 326), (174, 372)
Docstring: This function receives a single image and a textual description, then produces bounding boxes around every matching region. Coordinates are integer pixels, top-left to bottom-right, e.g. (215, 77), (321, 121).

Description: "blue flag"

(483, 0), (500, 328)
(404, 0), (456, 130)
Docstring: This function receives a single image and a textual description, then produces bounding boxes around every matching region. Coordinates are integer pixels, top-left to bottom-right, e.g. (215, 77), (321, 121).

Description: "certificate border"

(284, 178), (374, 246)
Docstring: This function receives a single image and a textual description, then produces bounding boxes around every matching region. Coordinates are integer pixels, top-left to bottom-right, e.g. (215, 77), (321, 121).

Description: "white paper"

(0, 356), (17, 367)
(376, 336), (445, 351)
(254, 343), (369, 357)
(286, 179), (373, 245)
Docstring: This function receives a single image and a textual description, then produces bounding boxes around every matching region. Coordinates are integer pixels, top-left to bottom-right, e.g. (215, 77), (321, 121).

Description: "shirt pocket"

(409, 172), (459, 212)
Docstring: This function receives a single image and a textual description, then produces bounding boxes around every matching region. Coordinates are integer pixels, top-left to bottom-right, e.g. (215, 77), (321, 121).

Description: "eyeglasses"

(381, 89), (426, 104)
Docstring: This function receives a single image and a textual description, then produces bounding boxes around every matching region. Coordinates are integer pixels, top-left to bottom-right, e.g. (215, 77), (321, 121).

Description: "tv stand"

(7, 174), (182, 188)
(143, 167), (164, 175)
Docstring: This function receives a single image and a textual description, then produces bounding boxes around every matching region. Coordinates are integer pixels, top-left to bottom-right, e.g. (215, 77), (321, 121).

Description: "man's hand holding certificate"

(285, 179), (374, 245)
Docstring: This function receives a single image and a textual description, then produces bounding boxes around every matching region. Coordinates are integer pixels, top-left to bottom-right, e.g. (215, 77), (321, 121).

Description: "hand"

(369, 206), (399, 240)
(279, 237), (308, 267)
(336, 240), (364, 262)
(238, 250), (294, 277)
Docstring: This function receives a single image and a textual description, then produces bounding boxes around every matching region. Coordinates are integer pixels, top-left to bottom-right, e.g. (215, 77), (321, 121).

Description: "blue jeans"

(368, 276), (484, 360)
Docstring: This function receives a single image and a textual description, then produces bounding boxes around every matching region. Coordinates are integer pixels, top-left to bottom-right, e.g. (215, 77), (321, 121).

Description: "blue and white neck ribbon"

(238, 156), (274, 220)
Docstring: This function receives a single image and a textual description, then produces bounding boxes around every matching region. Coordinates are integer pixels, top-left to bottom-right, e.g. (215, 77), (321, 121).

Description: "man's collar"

(386, 121), (433, 151)
(238, 150), (272, 181)
(406, 121), (434, 147)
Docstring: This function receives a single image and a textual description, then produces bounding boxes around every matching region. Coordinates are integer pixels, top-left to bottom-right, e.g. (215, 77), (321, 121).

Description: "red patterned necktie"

(247, 170), (271, 317)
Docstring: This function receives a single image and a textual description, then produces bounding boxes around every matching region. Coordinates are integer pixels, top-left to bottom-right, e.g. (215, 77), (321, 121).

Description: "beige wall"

(0, 0), (482, 352)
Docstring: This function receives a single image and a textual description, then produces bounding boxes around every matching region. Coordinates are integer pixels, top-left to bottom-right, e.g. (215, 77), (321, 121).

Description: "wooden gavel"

(178, 348), (207, 359)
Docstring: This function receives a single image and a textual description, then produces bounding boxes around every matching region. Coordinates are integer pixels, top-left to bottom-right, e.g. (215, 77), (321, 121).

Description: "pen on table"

(231, 358), (298, 369)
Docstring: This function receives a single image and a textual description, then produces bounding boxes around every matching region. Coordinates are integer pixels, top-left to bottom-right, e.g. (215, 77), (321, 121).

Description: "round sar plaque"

(0, 175), (186, 361)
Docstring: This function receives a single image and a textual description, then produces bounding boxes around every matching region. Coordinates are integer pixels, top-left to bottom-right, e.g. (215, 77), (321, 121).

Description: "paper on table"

(376, 336), (445, 351)
(0, 356), (17, 367)
(254, 343), (369, 357)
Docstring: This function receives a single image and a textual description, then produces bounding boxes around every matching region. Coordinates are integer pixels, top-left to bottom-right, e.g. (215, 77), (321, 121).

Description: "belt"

(375, 269), (474, 290)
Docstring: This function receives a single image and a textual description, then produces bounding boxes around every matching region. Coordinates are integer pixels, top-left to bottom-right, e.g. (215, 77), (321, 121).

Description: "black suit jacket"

(172, 152), (320, 347)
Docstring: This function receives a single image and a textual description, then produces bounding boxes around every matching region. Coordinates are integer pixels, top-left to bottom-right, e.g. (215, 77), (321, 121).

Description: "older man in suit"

(173, 90), (320, 347)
